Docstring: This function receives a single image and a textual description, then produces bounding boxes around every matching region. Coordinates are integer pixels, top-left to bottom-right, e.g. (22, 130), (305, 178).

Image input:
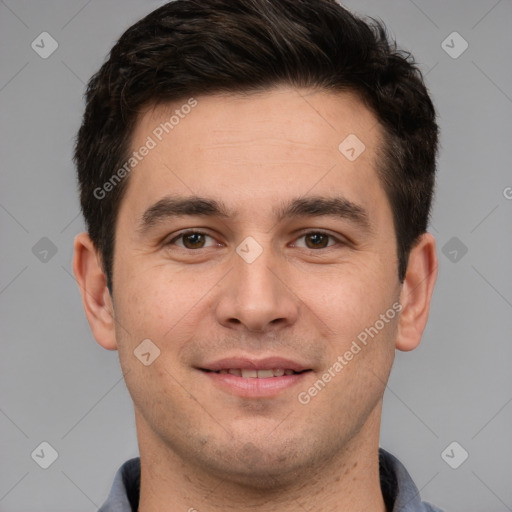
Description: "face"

(110, 87), (402, 485)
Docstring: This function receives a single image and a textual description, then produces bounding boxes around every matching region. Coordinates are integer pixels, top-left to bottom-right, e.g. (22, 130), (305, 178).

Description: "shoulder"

(98, 458), (140, 512)
(379, 448), (444, 512)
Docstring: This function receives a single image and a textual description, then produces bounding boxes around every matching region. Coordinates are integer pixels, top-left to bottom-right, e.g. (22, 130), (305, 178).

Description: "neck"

(136, 407), (386, 512)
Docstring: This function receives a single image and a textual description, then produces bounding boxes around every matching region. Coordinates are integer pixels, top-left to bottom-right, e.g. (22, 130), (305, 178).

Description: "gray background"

(0, 0), (511, 510)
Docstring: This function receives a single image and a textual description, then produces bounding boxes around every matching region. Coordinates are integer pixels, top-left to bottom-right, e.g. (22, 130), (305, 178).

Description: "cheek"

(304, 305), (398, 414)
(113, 262), (214, 351)
(300, 259), (396, 340)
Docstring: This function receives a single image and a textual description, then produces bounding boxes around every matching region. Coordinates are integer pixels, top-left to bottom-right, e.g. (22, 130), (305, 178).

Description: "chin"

(198, 437), (317, 490)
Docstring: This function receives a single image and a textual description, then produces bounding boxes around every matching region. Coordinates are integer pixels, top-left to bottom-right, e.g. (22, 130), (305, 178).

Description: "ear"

(395, 232), (438, 352)
(73, 232), (118, 350)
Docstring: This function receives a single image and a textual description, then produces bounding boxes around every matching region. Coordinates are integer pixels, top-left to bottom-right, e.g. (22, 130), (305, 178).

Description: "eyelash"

(166, 230), (343, 250)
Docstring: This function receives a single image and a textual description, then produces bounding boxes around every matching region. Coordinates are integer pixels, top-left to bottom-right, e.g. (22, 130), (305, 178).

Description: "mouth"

(197, 357), (312, 398)
(202, 368), (308, 378)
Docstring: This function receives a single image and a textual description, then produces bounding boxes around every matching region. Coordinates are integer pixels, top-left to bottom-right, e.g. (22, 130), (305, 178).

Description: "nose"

(214, 242), (299, 334)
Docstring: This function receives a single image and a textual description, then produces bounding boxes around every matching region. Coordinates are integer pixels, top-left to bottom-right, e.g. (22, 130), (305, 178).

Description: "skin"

(74, 86), (437, 512)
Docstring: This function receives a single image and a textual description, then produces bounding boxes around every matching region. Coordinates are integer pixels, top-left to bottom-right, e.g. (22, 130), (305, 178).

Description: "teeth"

(216, 368), (297, 378)
(257, 369), (274, 379)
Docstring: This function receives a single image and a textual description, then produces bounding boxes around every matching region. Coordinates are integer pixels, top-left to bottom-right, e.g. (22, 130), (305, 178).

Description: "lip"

(199, 357), (309, 373)
(197, 356), (312, 398)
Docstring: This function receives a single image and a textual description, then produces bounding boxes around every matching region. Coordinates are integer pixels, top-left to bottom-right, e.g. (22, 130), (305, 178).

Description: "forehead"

(120, 86), (388, 224)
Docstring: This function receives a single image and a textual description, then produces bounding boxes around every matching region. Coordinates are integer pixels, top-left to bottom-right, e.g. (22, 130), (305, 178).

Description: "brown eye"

(181, 233), (207, 249)
(304, 232), (330, 249)
(169, 231), (217, 249)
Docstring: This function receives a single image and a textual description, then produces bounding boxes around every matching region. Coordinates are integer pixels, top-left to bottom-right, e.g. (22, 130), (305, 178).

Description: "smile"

(205, 368), (304, 378)
(199, 358), (312, 397)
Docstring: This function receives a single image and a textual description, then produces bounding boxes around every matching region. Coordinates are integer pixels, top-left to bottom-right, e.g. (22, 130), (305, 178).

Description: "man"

(72, 0), (441, 510)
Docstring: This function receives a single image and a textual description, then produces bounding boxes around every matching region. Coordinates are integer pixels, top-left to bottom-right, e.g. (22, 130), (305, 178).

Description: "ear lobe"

(73, 232), (118, 351)
(395, 233), (438, 352)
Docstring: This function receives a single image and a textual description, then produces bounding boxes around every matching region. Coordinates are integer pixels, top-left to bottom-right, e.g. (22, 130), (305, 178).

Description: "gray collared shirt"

(98, 448), (443, 512)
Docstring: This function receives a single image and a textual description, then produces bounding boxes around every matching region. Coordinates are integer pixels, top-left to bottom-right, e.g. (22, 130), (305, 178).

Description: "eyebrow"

(139, 196), (230, 232)
(137, 195), (372, 233)
(275, 196), (372, 231)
